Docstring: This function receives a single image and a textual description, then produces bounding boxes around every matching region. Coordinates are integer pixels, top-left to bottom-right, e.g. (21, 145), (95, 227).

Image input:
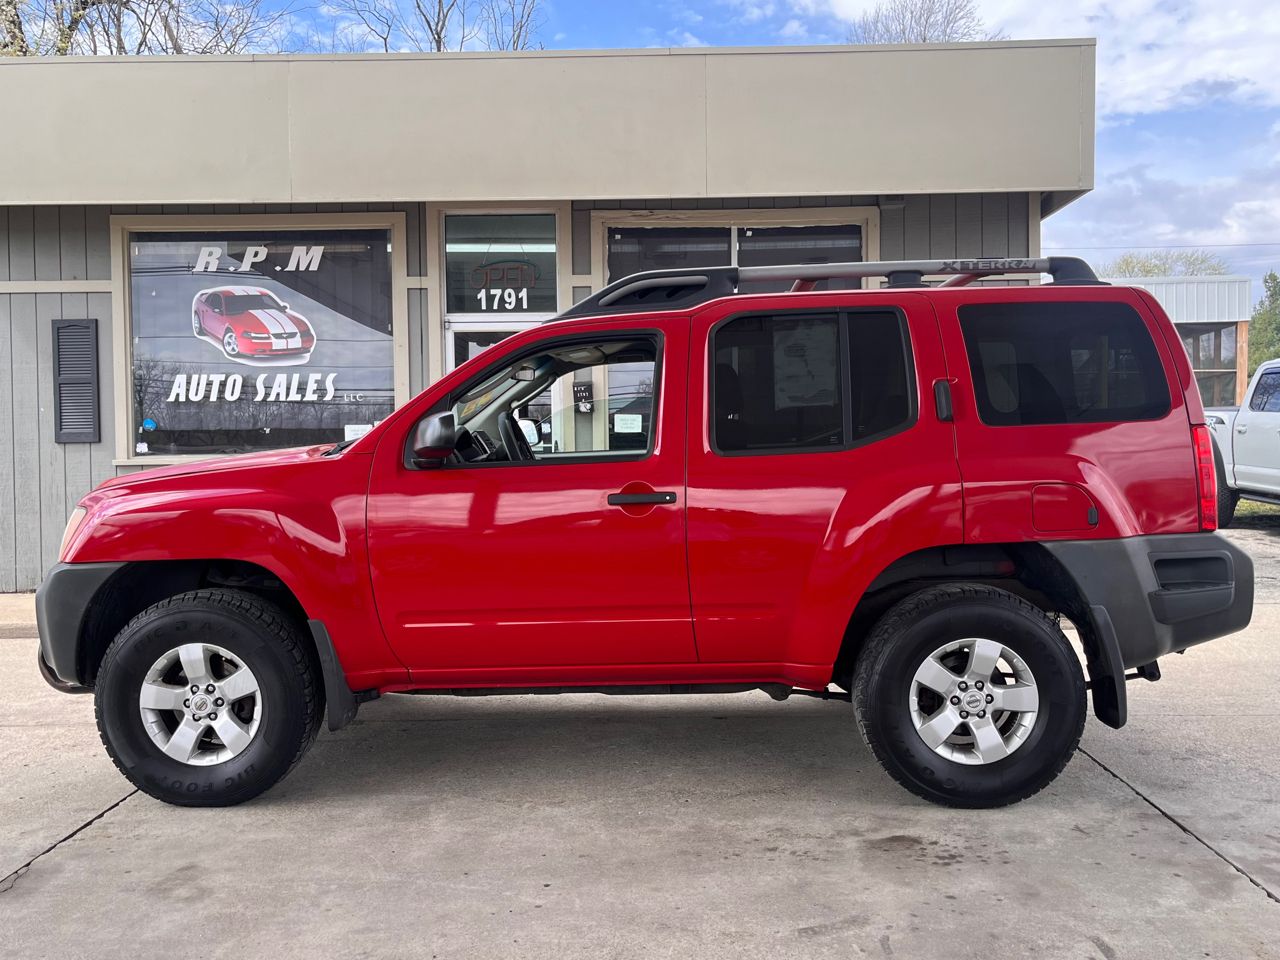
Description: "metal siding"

(0, 296), (13, 591)
(59, 294), (94, 514)
(980, 194), (1009, 257)
(880, 205), (905, 261)
(902, 195), (931, 259)
(11, 293), (41, 589)
(1108, 277), (1252, 323)
(37, 293), (67, 574)
(0, 208), (7, 282)
(928, 195), (956, 258)
(408, 287), (426, 395)
(58, 206), (87, 281)
(8, 207), (34, 281)
(34, 206), (61, 281)
(88, 292), (116, 491)
(571, 207), (591, 275)
(955, 194), (983, 257)
(404, 202), (424, 276)
(85, 206), (111, 280)
(1007, 192), (1029, 257)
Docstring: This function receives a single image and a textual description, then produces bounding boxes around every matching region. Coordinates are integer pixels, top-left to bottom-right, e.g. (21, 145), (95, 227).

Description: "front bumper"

(35, 561), (125, 691)
(1044, 532), (1254, 669)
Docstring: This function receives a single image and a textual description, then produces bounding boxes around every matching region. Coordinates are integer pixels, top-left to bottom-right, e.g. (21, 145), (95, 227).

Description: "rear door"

(685, 292), (964, 670)
(1231, 368), (1280, 492)
(937, 288), (1199, 539)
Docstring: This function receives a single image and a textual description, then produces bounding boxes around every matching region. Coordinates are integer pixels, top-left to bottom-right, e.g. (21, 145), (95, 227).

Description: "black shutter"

(53, 318), (100, 444)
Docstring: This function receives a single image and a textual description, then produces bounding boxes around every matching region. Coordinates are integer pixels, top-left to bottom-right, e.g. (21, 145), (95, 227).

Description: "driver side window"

(452, 335), (660, 463)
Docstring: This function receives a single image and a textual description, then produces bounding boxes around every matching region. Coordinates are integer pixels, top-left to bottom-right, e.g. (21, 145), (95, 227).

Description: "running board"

(393, 683), (850, 702)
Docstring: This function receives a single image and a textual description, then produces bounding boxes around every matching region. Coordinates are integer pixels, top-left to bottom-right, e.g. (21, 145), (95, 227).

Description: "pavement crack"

(0, 789), (138, 894)
(1079, 747), (1279, 907)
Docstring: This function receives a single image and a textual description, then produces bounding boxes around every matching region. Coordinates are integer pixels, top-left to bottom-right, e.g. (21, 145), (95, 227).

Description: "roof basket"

(557, 256), (1103, 319)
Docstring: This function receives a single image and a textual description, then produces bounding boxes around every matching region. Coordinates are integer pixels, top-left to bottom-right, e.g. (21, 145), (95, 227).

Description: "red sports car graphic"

(192, 286), (316, 364)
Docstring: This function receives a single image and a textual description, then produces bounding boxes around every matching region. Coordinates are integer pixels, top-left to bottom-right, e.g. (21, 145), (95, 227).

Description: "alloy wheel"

(137, 642), (263, 766)
(908, 637), (1040, 765)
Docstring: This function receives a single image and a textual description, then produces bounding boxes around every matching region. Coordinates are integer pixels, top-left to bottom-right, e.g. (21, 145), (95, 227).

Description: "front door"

(367, 319), (696, 674)
(1233, 369), (1280, 492)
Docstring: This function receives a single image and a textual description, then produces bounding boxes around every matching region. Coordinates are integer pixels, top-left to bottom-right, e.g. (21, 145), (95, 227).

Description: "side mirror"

(517, 418), (539, 445)
(411, 411), (457, 465)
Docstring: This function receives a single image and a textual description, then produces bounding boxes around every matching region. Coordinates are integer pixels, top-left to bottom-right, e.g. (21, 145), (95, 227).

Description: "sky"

(306, 0), (1280, 297)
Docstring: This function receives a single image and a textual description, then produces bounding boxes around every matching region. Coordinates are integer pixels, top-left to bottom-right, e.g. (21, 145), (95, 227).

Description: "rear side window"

(959, 302), (1171, 426)
(1249, 372), (1280, 412)
(712, 310), (912, 453)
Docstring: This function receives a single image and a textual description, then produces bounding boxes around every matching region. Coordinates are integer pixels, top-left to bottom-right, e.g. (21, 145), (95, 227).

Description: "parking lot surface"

(3, 522), (1279, 959)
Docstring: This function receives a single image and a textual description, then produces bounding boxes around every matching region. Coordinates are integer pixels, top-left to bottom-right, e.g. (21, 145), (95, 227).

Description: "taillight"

(1192, 424), (1217, 531)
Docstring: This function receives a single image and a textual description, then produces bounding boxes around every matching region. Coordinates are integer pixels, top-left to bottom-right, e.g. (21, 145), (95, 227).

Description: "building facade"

(0, 40), (1096, 590)
(1107, 276), (1253, 407)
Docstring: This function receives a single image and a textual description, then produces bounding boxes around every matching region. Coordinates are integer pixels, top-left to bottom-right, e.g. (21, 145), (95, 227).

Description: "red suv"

(36, 258), (1253, 808)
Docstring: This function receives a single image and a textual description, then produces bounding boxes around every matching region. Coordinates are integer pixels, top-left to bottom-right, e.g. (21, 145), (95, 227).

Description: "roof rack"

(557, 256), (1103, 319)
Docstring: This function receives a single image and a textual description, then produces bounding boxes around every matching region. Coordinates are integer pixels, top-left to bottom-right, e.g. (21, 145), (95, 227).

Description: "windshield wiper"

(324, 438), (359, 456)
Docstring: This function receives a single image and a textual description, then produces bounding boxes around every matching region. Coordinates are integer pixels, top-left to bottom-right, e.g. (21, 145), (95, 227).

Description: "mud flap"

(1085, 605), (1127, 729)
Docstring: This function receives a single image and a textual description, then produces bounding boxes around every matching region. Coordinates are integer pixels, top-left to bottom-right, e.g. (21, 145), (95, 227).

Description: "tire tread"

(852, 582), (1086, 808)
(94, 588), (322, 807)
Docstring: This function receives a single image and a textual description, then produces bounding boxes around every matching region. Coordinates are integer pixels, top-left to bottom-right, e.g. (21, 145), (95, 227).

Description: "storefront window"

(128, 228), (394, 457)
(445, 214), (557, 315)
(607, 227), (731, 279)
(606, 223), (862, 291)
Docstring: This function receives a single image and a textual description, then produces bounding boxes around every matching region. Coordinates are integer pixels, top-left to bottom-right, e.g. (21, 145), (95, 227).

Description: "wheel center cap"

(192, 695), (211, 713)
(961, 690), (985, 712)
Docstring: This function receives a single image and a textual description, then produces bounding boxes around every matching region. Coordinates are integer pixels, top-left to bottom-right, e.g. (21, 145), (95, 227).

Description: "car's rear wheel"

(95, 589), (322, 807)
(223, 328), (240, 356)
(1215, 445), (1238, 528)
(853, 583), (1085, 808)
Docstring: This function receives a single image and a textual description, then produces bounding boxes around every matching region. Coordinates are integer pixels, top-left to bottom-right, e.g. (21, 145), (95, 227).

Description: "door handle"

(1237, 425), (1248, 434)
(608, 491), (677, 506)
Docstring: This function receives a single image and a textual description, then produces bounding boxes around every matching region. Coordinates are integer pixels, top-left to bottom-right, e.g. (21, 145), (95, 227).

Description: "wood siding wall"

(0, 194), (1032, 591)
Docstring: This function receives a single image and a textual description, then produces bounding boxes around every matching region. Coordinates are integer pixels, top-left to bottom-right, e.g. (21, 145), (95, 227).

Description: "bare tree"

(1097, 249), (1232, 278)
(847, 0), (1005, 44)
(320, 0), (483, 52)
(324, 0), (538, 52)
(4, 0), (297, 57)
(479, 0), (540, 50)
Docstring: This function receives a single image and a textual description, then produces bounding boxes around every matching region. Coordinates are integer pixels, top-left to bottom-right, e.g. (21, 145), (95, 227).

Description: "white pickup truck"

(1206, 357), (1280, 526)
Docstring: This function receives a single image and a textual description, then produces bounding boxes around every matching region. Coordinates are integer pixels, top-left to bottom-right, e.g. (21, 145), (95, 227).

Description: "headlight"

(59, 507), (87, 562)
(243, 332), (272, 340)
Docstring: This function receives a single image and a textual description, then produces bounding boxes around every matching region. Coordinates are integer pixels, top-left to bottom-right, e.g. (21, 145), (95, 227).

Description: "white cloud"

(802, 1), (1280, 118)
(778, 18), (809, 40)
(723, 0), (778, 24)
(669, 29), (710, 47)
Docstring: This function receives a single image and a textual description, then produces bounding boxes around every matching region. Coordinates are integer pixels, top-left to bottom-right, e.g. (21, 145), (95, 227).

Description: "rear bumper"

(35, 561), (125, 691)
(1044, 532), (1253, 669)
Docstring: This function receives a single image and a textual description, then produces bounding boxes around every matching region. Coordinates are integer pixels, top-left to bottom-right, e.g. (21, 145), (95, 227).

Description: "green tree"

(1097, 249), (1231, 277)
(1249, 271), (1280, 375)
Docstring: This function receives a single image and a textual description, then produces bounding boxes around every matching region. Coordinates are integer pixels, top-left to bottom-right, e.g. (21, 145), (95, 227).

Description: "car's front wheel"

(853, 583), (1085, 808)
(95, 589), (322, 806)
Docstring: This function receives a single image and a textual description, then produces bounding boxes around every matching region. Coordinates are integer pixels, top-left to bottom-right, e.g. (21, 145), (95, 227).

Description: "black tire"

(852, 583), (1086, 808)
(95, 589), (322, 807)
(1215, 443), (1238, 528)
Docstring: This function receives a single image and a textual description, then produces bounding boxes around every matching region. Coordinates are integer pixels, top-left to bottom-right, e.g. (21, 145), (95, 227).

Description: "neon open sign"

(472, 259), (538, 311)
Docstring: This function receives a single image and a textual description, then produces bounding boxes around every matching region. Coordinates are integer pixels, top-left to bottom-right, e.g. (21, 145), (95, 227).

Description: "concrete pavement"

(2, 528), (1278, 959)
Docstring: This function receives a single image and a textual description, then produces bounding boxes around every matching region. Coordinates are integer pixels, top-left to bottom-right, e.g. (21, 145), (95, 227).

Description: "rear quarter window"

(959, 301), (1171, 426)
